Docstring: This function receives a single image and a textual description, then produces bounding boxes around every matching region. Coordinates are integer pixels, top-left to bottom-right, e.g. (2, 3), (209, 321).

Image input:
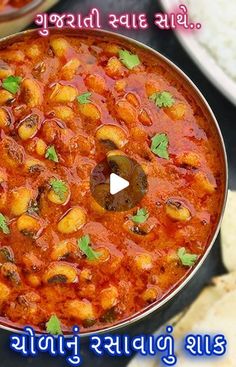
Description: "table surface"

(0, 0), (235, 366)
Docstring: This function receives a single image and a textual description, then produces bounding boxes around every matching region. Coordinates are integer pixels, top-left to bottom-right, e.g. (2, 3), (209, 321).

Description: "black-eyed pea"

(35, 139), (47, 156)
(116, 100), (137, 126)
(43, 262), (78, 284)
(26, 274), (41, 288)
(47, 180), (70, 205)
(53, 106), (74, 122)
(0, 50), (24, 63)
(57, 207), (86, 234)
(17, 214), (41, 237)
(85, 74), (107, 95)
(21, 78), (42, 107)
(61, 58), (81, 80)
(165, 199), (191, 221)
(96, 125), (128, 149)
(50, 37), (70, 57)
(166, 249), (179, 263)
(95, 247), (110, 263)
(90, 198), (106, 215)
(123, 219), (155, 240)
(0, 90), (14, 105)
(0, 61), (13, 79)
(103, 43), (120, 56)
(100, 286), (118, 310)
(165, 103), (186, 120)
(2, 138), (25, 167)
(177, 152), (201, 168)
(47, 189), (68, 205)
(18, 113), (39, 140)
(11, 187), (33, 216)
(25, 44), (42, 59)
(1, 262), (20, 284)
(125, 92), (140, 107)
(49, 83), (78, 103)
(115, 79), (126, 93)
(0, 246), (14, 263)
(195, 172), (216, 194)
(105, 57), (123, 78)
(66, 300), (95, 321)
(24, 159), (45, 174)
(145, 81), (160, 97)
(78, 102), (101, 121)
(139, 109), (152, 126)
(134, 253), (153, 271)
(107, 150), (131, 176)
(50, 241), (76, 261)
(142, 287), (159, 302)
(130, 126), (147, 141)
(80, 268), (92, 282)
(0, 282), (10, 302)
(0, 108), (11, 128)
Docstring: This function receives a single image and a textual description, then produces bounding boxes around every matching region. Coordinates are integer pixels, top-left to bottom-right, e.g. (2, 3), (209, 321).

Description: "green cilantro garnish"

(0, 213), (10, 235)
(119, 49), (140, 70)
(178, 247), (198, 267)
(77, 92), (92, 104)
(50, 178), (68, 201)
(150, 91), (175, 108)
(77, 235), (101, 261)
(151, 133), (169, 159)
(46, 314), (63, 335)
(2, 76), (22, 94)
(45, 145), (59, 163)
(132, 208), (149, 224)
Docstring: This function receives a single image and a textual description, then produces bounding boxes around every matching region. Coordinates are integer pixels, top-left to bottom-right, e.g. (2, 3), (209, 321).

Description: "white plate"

(159, 0), (236, 106)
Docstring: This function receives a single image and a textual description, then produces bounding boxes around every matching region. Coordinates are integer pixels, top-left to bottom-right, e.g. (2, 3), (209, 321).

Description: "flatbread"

(128, 271), (236, 367)
(221, 190), (236, 271)
(176, 289), (236, 366)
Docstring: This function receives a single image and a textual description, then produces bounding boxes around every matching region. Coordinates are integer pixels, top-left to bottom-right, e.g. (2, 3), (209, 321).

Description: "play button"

(110, 173), (129, 195)
(90, 154), (148, 212)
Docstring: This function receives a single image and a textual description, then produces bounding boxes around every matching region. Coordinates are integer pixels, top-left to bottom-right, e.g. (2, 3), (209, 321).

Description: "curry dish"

(0, 0), (32, 14)
(0, 33), (225, 333)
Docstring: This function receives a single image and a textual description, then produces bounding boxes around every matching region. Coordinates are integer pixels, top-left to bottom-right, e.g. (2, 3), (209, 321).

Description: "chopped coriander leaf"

(50, 178), (68, 201)
(178, 247), (198, 267)
(46, 314), (63, 335)
(45, 145), (59, 163)
(2, 75), (22, 94)
(119, 49), (140, 70)
(150, 91), (175, 108)
(0, 213), (10, 234)
(77, 92), (92, 104)
(151, 133), (169, 159)
(77, 234), (101, 261)
(132, 208), (149, 224)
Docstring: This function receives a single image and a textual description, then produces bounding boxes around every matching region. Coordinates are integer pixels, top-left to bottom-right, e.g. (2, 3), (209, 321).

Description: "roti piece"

(221, 190), (236, 271)
(176, 289), (236, 366)
(129, 271), (236, 366)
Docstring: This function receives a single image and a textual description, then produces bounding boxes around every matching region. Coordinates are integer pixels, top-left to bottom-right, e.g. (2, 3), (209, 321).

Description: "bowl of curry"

(0, 28), (227, 336)
(0, 1), (60, 38)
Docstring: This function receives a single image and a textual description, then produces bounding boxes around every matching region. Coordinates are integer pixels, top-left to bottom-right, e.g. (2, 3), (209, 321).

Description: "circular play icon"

(90, 153), (148, 212)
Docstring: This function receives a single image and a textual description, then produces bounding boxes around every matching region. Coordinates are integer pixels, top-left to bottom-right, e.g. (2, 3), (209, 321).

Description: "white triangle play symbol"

(110, 173), (129, 195)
